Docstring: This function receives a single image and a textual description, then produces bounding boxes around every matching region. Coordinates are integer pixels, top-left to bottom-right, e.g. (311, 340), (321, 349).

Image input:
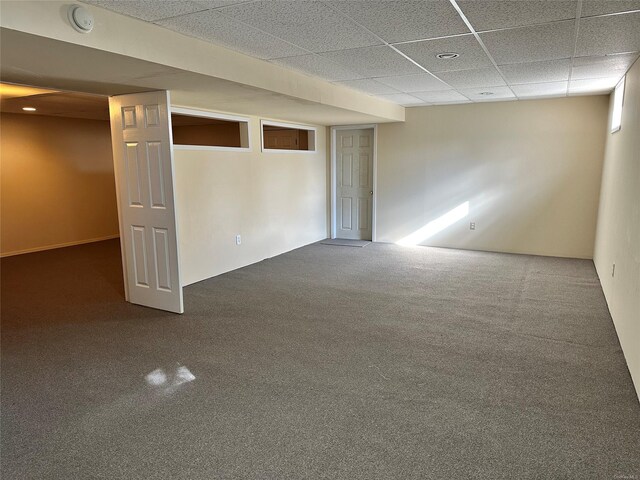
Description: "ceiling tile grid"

(456, 0), (579, 31)
(395, 34), (494, 73)
(459, 85), (516, 101)
(375, 73), (450, 93)
(571, 53), (640, 79)
(325, 0), (470, 44)
(499, 59), (573, 85)
(436, 67), (506, 89)
(157, 9), (308, 59)
(575, 11), (640, 57)
(511, 81), (569, 98)
(216, 1), (383, 52)
(318, 45), (424, 78)
(81, 0), (640, 106)
(83, 0), (210, 22)
(580, 0), (640, 17)
(478, 21), (577, 65)
(568, 76), (622, 94)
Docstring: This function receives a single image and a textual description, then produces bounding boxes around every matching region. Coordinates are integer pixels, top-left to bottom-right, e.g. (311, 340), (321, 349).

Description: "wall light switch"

(470, 222), (476, 230)
(236, 234), (242, 246)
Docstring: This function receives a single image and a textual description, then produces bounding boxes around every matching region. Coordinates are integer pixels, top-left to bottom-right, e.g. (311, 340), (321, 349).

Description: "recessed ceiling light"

(478, 92), (494, 96)
(436, 52), (460, 60)
(22, 107), (37, 111)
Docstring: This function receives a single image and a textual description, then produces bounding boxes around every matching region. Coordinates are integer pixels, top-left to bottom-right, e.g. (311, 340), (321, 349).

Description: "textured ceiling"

(82, 0), (640, 106)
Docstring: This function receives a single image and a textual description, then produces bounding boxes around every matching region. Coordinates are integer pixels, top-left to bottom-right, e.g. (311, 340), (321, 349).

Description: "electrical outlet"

(235, 234), (242, 246)
(470, 222), (476, 230)
(612, 263), (615, 277)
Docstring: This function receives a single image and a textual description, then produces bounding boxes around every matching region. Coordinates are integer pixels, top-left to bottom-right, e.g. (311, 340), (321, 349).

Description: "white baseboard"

(1, 234), (120, 258)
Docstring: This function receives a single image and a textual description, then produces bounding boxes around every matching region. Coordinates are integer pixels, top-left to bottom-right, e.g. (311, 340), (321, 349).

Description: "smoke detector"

(68, 5), (94, 33)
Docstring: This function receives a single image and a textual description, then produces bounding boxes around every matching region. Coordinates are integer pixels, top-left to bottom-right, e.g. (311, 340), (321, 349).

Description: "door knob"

(370, 191), (373, 195)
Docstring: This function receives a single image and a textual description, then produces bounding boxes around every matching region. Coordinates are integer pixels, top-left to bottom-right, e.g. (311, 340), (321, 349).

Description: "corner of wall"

(593, 57), (640, 401)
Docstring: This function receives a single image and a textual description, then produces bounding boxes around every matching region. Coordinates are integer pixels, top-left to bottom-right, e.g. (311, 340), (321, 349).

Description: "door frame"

(330, 124), (378, 241)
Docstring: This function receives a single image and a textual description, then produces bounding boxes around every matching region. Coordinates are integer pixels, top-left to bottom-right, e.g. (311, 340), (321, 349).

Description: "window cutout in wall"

(611, 77), (625, 133)
(171, 110), (250, 149)
(261, 121), (316, 152)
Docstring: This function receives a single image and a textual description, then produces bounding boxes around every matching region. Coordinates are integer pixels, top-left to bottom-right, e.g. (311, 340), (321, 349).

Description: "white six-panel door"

(109, 91), (183, 313)
(336, 129), (374, 240)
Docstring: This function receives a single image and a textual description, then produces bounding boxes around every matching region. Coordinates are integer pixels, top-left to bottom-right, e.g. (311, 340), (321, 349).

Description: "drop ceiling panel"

(500, 58), (572, 84)
(581, 0), (640, 17)
(571, 53), (640, 80)
(411, 90), (470, 103)
(436, 67), (506, 88)
(576, 12), (640, 57)
(270, 54), (363, 81)
(458, 86), (516, 101)
(376, 93), (424, 105)
(569, 77), (620, 94)
(375, 73), (449, 92)
(319, 45), (423, 78)
(217, 0), (382, 52)
(511, 81), (568, 98)
(84, 0), (207, 22)
(157, 9), (306, 59)
(395, 34), (492, 73)
(481, 21), (576, 65)
(333, 78), (400, 95)
(457, 0), (577, 32)
(326, 0), (469, 44)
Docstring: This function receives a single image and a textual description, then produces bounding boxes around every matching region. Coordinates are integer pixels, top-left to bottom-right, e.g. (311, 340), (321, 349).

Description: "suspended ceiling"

(81, 0), (640, 105)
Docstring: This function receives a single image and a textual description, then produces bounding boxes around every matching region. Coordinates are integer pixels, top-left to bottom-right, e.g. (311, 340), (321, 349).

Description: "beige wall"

(0, 113), (119, 256)
(376, 96), (609, 258)
(594, 58), (640, 399)
(174, 119), (327, 286)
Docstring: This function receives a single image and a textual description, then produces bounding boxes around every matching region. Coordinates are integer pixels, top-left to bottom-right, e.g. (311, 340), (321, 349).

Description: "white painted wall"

(174, 117), (327, 286)
(594, 58), (640, 399)
(1, 113), (119, 256)
(376, 96), (609, 259)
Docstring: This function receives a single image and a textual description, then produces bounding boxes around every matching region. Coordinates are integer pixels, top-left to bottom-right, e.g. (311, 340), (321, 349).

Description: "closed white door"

(109, 91), (183, 313)
(336, 129), (374, 240)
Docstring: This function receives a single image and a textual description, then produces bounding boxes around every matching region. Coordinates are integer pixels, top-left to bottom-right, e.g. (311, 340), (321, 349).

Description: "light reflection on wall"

(396, 201), (470, 246)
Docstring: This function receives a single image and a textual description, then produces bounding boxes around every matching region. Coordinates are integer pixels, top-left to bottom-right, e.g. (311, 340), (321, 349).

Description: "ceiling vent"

(436, 53), (460, 60)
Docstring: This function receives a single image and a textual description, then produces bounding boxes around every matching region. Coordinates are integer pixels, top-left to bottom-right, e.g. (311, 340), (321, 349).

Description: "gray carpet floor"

(1, 239), (639, 479)
(319, 239), (371, 247)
